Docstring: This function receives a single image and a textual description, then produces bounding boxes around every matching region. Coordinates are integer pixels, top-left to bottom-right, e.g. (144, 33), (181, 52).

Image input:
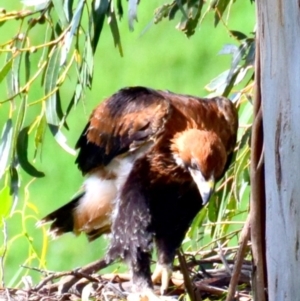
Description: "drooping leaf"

(116, 0), (123, 18)
(52, 0), (69, 27)
(6, 52), (16, 98)
(128, 0), (139, 31)
(16, 127), (45, 178)
(230, 30), (248, 41)
(205, 69), (230, 93)
(154, 3), (176, 24)
(60, 0), (85, 66)
(7, 35), (25, 97)
(218, 43), (238, 55)
(244, 38), (255, 66)
(56, 90), (69, 129)
(45, 46), (61, 126)
(108, 3), (123, 56)
(48, 125), (76, 155)
(84, 33), (94, 85)
(176, 0), (204, 37)
(0, 56), (13, 84)
(91, 0), (110, 52)
(34, 115), (46, 158)
(213, 0), (230, 26)
(227, 42), (248, 81)
(24, 51), (30, 82)
(0, 119), (13, 179)
(9, 165), (19, 211)
(64, 0), (74, 22)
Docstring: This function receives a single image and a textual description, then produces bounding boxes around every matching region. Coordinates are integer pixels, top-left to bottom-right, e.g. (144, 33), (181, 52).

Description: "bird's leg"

(129, 250), (153, 292)
(152, 237), (178, 295)
(126, 250), (164, 301)
(151, 263), (172, 295)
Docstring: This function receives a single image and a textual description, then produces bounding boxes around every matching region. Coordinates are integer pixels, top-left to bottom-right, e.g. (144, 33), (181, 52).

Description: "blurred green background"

(0, 0), (255, 287)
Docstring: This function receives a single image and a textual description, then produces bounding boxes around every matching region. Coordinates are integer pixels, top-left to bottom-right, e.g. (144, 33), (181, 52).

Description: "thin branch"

(225, 214), (251, 301)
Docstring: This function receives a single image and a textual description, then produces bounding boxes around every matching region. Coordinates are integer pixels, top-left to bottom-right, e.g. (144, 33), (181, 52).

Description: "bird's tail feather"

(37, 193), (84, 238)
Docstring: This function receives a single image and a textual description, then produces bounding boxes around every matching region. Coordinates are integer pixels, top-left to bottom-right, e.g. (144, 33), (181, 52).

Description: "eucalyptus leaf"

(60, 0), (85, 66)
(214, 0), (230, 26)
(64, 0), (74, 21)
(9, 166), (19, 208)
(16, 127), (45, 178)
(0, 56), (13, 84)
(0, 119), (13, 179)
(45, 47), (61, 126)
(48, 125), (76, 155)
(91, 0), (110, 52)
(52, 0), (69, 27)
(108, 4), (123, 56)
(128, 0), (139, 31)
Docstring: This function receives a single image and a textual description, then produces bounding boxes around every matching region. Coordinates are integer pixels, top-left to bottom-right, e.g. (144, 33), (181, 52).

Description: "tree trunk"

(257, 1), (300, 299)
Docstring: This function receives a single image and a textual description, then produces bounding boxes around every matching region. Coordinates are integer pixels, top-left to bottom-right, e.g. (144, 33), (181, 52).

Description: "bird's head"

(171, 129), (227, 205)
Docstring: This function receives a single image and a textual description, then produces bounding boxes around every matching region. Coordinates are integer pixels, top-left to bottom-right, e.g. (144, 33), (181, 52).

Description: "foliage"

(0, 0), (254, 297)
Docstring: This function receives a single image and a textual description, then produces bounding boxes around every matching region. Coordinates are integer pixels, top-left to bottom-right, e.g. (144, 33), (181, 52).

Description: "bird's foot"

(127, 289), (177, 301)
(151, 263), (172, 295)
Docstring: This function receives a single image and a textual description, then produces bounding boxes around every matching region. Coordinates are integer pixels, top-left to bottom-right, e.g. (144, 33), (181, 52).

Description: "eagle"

(40, 86), (238, 296)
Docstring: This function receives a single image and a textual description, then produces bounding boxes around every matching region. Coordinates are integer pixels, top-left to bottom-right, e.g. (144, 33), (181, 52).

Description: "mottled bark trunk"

(257, 0), (300, 299)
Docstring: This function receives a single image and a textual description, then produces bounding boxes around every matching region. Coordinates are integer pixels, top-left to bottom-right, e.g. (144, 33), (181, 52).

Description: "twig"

(225, 214), (251, 301)
(35, 257), (112, 292)
(217, 242), (232, 276)
(177, 249), (202, 301)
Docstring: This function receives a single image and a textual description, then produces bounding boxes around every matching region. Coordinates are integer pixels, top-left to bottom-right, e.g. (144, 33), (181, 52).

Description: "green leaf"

(24, 51), (31, 82)
(45, 46), (61, 126)
(208, 195), (218, 222)
(16, 127), (45, 178)
(230, 30), (248, 40)
(205, 69), (229, 93)
(128, 0), (139, 31)
(60, 0), (85, 65)
(108, 3), (123, 56)
(227, 42), (248, 81)
(116, 0), (123, 18)
(218, 44), (238, 55)
(213, 0), (230, 26)
(84, 34), (94, 85)
(48, 125), (76, 155)
(190, 207), (207, 238)
(56, 90), (69, 129)
(64, 0), (74, 21)
(9, 166), (19, 209)
(34, 116), (46, 157)
(6, 36), (25, 97)
(176, 0), (204, 37)
(0, 56), (13, 84)
(52, 0), (69, 27)
(91, 0), (110, 52)
(0, 120), (13, 179)
(245, 38), (255, 66)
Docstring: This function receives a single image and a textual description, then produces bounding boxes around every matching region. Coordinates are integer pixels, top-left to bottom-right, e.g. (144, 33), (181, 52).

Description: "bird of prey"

(40, 86), (238, 296)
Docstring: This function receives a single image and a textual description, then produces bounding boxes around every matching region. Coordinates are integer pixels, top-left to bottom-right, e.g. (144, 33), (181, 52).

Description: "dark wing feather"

(75, 87), (171, 174)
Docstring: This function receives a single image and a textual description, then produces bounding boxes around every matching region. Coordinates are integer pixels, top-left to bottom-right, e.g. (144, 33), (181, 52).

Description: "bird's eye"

(190, 161), (198, 170)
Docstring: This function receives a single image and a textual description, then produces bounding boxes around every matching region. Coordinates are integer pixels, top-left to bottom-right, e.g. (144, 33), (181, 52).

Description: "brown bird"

(40, 86), (238, 296)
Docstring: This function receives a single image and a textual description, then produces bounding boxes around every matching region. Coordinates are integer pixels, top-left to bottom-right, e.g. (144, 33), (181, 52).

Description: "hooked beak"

(188, 168), (215, 205)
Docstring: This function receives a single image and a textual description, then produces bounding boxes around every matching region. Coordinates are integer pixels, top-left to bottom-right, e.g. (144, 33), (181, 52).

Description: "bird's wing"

(159, 90), (238, 155)
(75, 87), (172, 174)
